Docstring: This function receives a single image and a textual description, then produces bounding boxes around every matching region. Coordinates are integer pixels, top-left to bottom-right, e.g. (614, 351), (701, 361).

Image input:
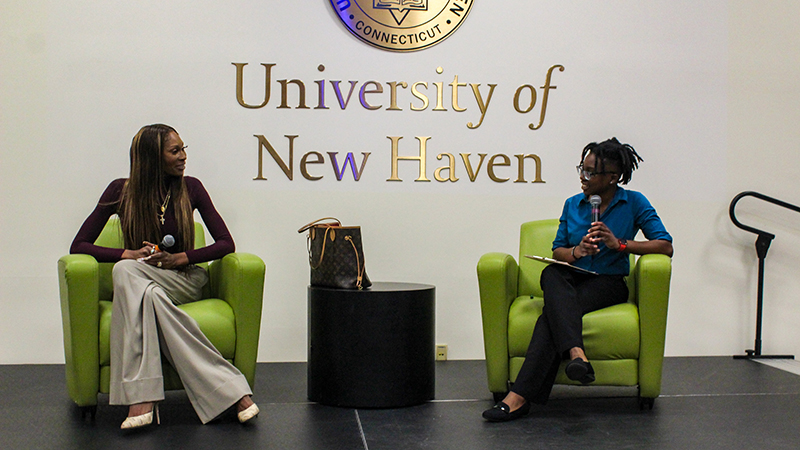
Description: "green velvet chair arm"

(58, 254), (101, 407)
(634, 253), (672, 399)
(477, 252), (519, 394)
(208, 252), (266, 389)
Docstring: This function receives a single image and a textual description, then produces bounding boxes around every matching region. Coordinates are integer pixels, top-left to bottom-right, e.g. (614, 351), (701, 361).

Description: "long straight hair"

(118, 124), (194, 253)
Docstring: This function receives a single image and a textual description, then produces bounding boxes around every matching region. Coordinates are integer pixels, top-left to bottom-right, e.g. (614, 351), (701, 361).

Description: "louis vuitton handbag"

(298, 217), (372, 289)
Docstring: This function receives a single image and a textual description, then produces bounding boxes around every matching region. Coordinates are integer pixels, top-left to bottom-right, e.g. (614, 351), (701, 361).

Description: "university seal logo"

(329, 0), (473, 52)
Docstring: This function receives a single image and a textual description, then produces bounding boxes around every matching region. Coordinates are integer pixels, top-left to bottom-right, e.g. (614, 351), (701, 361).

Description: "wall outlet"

(436, 344), (448, 361)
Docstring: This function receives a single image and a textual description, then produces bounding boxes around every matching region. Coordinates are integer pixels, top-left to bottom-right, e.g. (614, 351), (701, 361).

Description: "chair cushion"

(508, 296), (640, 360)
(98, 298), (237, 366)
(509, 357), (640, 386)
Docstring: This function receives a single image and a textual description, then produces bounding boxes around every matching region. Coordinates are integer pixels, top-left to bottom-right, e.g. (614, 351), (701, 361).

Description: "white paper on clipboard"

(524, 255), (599, 275)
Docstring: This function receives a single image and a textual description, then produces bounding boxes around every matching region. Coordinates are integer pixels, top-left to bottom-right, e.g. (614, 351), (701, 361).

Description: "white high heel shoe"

(121, 404), (160, 430)
(238, 403), (259, 423)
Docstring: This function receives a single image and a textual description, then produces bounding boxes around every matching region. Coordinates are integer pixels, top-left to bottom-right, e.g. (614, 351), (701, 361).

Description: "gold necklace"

(158, 191), (171, 225)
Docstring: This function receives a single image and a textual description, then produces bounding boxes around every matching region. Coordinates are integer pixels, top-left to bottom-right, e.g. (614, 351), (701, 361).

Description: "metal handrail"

(729, 191), (800, 359)
(730, 191), (800, 239)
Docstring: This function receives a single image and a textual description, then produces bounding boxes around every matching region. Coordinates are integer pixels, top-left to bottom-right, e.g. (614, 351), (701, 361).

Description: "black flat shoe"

(482, 401), (531, 422)
(565, 358), (595, 384)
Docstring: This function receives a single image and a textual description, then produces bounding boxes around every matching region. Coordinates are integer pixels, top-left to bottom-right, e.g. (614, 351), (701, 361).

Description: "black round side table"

(307, 282), (435, 408)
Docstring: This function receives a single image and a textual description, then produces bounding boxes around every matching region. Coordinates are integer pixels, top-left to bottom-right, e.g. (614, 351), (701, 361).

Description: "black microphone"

(590, 195), (602, 223)
(154, 234), (175, 252)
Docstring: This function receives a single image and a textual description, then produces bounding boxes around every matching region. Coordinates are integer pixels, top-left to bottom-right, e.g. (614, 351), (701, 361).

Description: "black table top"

(308, 281), (435, 292)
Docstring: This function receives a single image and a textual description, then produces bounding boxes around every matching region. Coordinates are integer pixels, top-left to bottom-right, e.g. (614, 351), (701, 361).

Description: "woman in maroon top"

(71, 124), (259, 429)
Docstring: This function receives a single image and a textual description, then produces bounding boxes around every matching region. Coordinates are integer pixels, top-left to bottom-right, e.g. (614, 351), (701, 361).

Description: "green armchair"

(477, 219), (671, 409)
(58, 218), (266, 417)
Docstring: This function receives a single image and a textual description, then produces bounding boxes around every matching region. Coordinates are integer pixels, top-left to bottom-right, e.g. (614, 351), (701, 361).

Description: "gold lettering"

(233, 63), (275, 109)
(410, 82), (429, 111)
(529, 64), (565, 130)
(314, 79), (328, 109)
(467, 83), (497, 129)
(433, 81), (446, 111)
(359, 81), (383, 110)
(487, 154), (511, 182)
(300, 151), (324, 180)
(513, 84), (537, 114)
(328, 152), (371, 181)
(387, 81), (407, 111)
(386, 136), (431, 182)
(254, 134), (297, 180)
(450, 75), (467, 112)
(514, 154), (544, 183)
(460, 153), (488, 182)
(278, 79), (309, 109)
(331, 80), (359, 109)
(434, 153), (459, 182)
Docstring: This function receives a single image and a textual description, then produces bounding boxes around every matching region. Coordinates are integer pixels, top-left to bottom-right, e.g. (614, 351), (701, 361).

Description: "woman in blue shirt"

(483, 138), (673, 422)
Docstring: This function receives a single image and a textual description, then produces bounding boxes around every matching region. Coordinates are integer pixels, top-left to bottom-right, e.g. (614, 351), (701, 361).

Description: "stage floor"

(2, 357), (799, 449)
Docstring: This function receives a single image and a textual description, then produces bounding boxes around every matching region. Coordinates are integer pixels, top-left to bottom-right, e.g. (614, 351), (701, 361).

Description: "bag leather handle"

(297, 217), (341, 233)
(345, 235), (366, 289)
(307, 226), (332, 269)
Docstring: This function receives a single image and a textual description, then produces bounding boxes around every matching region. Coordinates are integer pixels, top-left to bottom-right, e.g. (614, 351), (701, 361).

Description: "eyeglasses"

(576, 164), (615, 180)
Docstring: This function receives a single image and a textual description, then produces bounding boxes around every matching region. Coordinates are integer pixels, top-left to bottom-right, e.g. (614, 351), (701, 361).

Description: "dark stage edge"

(2, 357), (800, 450)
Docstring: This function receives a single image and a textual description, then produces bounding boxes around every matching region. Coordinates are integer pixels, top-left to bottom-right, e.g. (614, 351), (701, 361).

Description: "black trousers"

(510, 264), (628, 404)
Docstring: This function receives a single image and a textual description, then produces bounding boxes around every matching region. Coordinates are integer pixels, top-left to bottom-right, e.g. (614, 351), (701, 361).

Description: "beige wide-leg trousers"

(108, 259), (252, 424)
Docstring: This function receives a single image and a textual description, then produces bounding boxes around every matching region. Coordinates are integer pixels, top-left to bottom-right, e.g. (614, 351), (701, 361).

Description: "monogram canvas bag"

(298, 217), (371, 289)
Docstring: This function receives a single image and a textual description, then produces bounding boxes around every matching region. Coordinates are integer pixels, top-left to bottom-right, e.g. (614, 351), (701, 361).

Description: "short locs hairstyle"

(580, 137), (643, 185)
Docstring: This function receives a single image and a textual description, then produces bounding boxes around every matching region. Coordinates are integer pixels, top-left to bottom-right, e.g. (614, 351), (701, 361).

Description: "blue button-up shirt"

(552, 187), (672, 275)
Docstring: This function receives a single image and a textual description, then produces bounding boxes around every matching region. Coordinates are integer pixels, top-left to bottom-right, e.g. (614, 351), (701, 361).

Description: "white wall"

(2, 1), (799, 363)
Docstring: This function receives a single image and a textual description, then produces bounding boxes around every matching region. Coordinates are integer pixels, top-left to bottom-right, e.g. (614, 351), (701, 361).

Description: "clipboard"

(524, 255), (599, 275)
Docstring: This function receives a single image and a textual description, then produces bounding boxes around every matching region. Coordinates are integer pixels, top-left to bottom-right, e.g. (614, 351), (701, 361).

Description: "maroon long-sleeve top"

(70, 176), (234, 264)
